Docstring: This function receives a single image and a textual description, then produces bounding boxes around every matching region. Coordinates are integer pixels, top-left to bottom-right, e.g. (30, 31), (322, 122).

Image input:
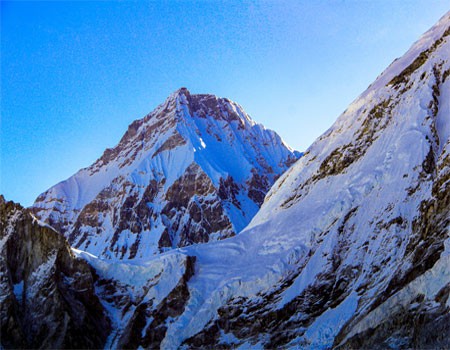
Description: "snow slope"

(33, 88), (299, 259)
(74, 12), (450, 349)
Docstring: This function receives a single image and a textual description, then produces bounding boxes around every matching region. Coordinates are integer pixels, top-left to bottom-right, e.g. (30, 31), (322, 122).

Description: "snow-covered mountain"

(3, 11), (450, 350)
(69, 12), (449, 348)
(33, 89), (300, 259)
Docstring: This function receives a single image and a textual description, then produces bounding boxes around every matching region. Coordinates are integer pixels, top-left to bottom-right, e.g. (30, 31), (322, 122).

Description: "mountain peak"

(153, 88), (259, 133)
(33, 90), (300, 259)
(171, 86), (191, 99)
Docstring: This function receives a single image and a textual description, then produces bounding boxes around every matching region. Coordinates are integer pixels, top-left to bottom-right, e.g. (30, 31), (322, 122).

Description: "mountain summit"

(33, 88), (300, 259)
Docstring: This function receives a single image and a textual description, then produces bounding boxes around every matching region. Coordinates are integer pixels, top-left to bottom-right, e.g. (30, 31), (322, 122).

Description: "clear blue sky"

(1, 1), (449, 206)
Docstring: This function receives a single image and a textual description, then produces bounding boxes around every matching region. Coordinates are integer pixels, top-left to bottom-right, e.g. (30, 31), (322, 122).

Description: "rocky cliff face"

(33, 89), (300, 259)
(0, 196), (110, 349)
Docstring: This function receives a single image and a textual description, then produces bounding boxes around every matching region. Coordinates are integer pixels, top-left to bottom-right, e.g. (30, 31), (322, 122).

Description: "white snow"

(27, 253), (57, 299)
(436, 71), (450, 153)
(291, 292), (359, 349)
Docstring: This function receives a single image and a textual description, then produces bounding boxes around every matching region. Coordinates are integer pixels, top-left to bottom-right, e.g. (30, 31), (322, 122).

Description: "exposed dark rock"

(218, 175), (241, 208)
(422, 145), (436, 175)
(153, 132), (187, 158)
(388, 26), (450, 87)
(114, 255), (196, 349)
(187, 93), (241, 123)
(162, 163), (233, 248)
(337, 296), (450, 349)
(317, 99), (391, 180)
(158, 228), (172, 249)
(247, 171), (271, 206)
(0, 198), (110, 349)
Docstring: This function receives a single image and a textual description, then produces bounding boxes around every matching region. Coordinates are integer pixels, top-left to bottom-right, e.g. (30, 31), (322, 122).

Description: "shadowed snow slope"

(75, 12), (450, 349)
(33, 89), (299, 259)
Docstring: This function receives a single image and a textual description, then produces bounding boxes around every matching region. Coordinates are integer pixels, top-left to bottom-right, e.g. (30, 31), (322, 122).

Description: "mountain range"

(1, 11), (450, 350)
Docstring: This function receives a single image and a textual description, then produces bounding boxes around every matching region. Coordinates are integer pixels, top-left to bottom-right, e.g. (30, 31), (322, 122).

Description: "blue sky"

(1, 1), (449, 206)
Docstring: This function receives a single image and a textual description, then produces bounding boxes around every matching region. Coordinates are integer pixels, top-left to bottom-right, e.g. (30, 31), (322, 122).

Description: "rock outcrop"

(0, 196), (110, 349)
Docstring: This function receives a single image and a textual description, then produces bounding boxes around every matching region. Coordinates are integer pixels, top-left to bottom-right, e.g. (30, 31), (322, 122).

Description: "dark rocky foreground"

(0, 196), (110, 349)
